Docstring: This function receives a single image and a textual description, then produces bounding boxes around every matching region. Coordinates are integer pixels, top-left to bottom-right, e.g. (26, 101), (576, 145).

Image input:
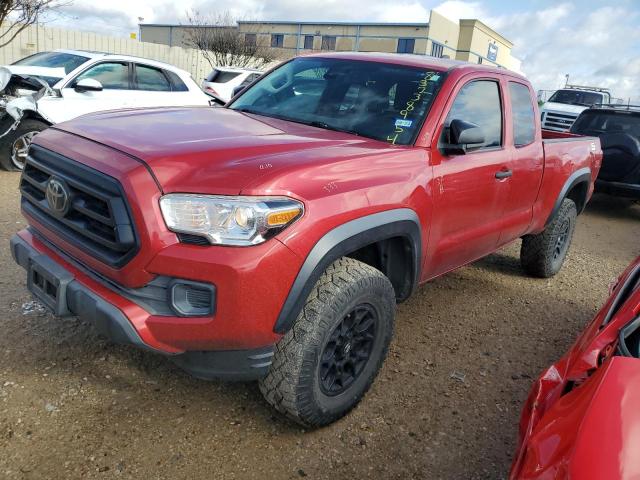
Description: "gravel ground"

(1, 170), (639, 479)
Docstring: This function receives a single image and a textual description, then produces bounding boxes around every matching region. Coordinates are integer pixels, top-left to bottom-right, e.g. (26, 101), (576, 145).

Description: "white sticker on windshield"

(430, 75), (440, 81)
(395, 119), (413, 128)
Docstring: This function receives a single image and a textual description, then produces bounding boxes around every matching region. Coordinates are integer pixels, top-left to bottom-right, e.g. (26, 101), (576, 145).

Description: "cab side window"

(509, 82), (536, 146)
(74, 62), (130, 90)
(444, 80), (502, 149)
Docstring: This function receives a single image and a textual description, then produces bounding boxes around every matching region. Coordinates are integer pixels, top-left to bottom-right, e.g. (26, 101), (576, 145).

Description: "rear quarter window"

(135, 64), (171, 91)
(509, 82), (536, 146)
(165, 70), (189, 92)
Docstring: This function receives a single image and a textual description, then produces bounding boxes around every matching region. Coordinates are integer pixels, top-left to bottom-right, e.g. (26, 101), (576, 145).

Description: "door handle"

(495, 169), (512, 179)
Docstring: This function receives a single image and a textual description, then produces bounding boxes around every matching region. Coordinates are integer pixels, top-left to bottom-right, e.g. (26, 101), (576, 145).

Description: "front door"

(425, 77), (511, 277)
(59, 61), (132, 122)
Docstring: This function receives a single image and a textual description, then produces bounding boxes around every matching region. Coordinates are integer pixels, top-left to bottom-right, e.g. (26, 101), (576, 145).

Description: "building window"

(430, 42), (444, 58)
(321, 35), (336, 50)
(304, 35), (314, 50)
(397, 38), (415, 54)
(487, 43), (498, 62)
(244, 34), (256, 47)
(271, 34), (284, 48)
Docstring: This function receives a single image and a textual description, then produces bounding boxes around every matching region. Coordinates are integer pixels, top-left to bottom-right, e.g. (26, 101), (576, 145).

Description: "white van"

(540, 85), (611, 132)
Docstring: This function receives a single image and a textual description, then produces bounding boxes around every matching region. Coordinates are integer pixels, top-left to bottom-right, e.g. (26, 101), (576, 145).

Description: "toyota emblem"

(45, 177), (71, 217)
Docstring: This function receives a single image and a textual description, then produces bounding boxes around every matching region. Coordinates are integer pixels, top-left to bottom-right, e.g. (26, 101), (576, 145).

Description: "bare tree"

(0, 0), (71, 49)
(182, 11), (277, 70)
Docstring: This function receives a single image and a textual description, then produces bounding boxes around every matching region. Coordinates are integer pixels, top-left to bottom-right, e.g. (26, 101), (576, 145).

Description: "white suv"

(202, 67), (262, 102)
(0, 49), (212, 170)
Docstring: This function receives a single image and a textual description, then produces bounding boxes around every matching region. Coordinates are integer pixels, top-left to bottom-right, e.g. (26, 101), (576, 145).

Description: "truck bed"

(542, 129), (583, 141)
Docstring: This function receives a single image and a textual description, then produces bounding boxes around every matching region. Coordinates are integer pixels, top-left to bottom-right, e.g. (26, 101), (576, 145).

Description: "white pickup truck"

(0, 49), (213, 170)
(540, 85), (612, 132)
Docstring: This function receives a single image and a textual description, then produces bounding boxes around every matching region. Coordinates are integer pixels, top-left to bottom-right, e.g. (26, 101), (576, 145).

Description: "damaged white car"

(0, 50), (215, 170)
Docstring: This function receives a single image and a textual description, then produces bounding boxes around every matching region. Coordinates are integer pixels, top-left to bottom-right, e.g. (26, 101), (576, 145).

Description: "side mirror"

(442, 119), (485, 155)
(74, 78), (103, 93)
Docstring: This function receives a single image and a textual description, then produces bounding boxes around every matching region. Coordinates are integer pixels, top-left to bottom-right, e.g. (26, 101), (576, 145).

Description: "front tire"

(0, 119), (48, 171)
(259, 257), (396, 428)
(520, 198), (577, 278)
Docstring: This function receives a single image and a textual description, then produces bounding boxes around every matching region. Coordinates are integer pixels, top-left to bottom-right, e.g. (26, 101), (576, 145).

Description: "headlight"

(159, 194), (303, 246)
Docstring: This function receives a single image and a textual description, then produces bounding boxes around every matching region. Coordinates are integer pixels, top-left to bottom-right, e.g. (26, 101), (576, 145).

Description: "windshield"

(12, 52), (91, 75)
(571, 111), (640, 137)
(548, 89), (606, 106)
(229, 57), (446, 145)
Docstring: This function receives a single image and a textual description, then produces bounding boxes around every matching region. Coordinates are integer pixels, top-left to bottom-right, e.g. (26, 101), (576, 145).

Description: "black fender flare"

(545, 167), (591, 226)
(273, 208), (422, 334)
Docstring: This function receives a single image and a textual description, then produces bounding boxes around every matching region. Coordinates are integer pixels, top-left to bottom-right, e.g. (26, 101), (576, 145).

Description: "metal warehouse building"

(139, 10), (519, 71)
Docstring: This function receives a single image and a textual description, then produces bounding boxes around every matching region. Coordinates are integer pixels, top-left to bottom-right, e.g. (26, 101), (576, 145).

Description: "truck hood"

(541, 102), (589, 115)
(53, 106), (390, 195)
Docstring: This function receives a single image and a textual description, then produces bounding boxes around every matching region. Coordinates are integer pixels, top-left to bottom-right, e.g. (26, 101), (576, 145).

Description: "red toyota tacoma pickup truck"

(10, 53), (602, 427)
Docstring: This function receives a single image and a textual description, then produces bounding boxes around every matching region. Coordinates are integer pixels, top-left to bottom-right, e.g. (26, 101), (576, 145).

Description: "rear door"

(131, 63), (206, 108)
(426, 75), (511, 277)
(498, 80), (544, 243)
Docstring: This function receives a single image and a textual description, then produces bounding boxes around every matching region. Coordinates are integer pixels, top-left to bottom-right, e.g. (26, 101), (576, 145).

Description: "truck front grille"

(542, 111), (579, 131)
(20, 145), (138, 267)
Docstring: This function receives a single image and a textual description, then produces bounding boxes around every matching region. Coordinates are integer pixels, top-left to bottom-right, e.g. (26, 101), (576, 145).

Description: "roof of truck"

(301, 51), (525, 80)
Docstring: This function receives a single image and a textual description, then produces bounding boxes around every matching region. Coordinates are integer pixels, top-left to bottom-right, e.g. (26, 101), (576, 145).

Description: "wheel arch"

(545, 167), (591, 226)
(273, 208), (422, 334)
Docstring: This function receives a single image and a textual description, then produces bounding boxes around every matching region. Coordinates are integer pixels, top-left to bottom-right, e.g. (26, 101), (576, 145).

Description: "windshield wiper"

(233, 106), (262, 115)
(233, 107), (297, 123)
(233, 109), (363, 138)
(305, 121), (362, 137)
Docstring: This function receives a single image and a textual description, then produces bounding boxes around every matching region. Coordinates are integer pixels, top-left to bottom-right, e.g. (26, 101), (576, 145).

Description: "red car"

(10, 52), (601, 426)
(511, 256), (640, 479)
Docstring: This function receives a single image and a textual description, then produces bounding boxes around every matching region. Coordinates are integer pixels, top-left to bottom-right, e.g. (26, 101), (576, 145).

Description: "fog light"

(169, 280), (216, 317)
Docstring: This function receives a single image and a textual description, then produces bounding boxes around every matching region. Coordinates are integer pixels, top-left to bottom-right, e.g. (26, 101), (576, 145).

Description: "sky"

(42, 0), (640, 101)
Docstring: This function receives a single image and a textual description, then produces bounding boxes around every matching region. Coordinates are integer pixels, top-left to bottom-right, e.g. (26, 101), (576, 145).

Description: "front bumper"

(595, 179), (640, 198)
(10, 232), (277, 380)
(12, 232), (155, 351)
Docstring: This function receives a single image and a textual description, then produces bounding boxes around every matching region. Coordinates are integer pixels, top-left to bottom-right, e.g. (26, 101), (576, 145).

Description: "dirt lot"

(1, 170), (639, 480)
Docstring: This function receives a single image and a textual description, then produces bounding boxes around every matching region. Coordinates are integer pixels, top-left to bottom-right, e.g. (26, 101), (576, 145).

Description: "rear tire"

(259, 257), (396, 428)
(520, 198), (577, 278)
(0, 118), (48, 171)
